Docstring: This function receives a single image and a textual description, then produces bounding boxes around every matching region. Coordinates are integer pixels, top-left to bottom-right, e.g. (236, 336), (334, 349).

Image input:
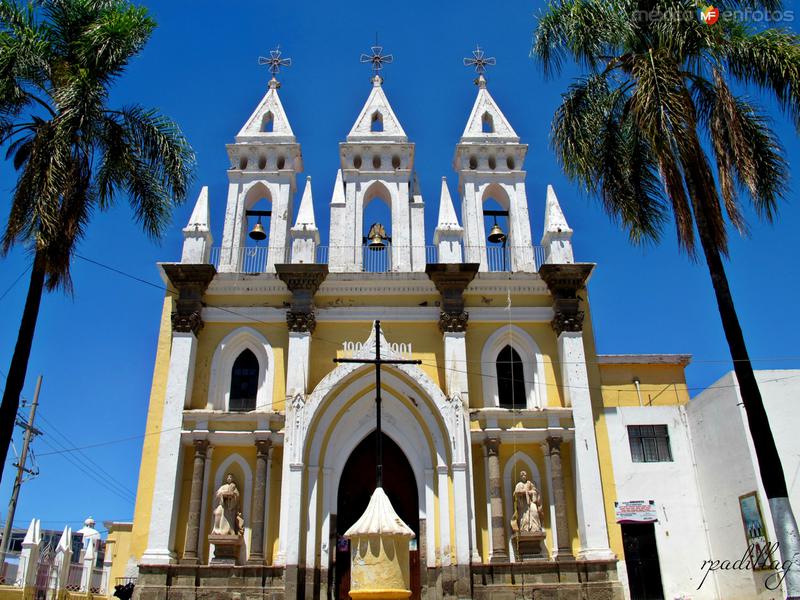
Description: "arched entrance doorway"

(334, 431), (420, 600)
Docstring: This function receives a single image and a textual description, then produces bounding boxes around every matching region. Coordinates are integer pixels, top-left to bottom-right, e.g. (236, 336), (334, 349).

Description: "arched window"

(481, 112), (494, 133)
(230, 349), (259, 411)
(371, 111), (384, 132)
(262, 111), (274, 132)
(496, 345), (525, 408)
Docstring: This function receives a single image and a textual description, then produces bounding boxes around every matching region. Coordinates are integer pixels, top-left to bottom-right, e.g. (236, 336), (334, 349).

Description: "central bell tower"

(328, 59), (425, 273)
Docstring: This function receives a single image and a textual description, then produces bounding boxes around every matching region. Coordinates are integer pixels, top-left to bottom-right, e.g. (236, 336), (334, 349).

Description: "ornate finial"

(360, 36), (393, 84)
(258, 45), (292, 89)
(463, 45), (496, 87)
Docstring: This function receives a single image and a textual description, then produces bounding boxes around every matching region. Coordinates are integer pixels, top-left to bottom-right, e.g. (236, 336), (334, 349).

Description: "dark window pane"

(627, 424), (672, 463)
(230, 349), (259, 411)
(496, 345), (526, 408)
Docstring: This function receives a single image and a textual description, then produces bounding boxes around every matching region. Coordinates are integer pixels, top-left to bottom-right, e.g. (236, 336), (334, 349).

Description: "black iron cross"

(463, 44), (496, 76)
(333, 320), (420, 488)
(258, 45), (292, 79)
(360, 38), (393, 78)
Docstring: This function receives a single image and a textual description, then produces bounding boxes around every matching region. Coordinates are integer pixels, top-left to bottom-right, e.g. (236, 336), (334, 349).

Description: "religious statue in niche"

(212, 473), (243, 537)
(512, 470), (543, 533)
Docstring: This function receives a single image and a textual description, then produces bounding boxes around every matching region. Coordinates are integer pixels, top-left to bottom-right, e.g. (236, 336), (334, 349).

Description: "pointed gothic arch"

(370, 110), (384, 132)
(480, 325), (547, 409)
(481, 111), (494, 133)
(207, 327), (275, 411)
(261, 111), (274, 132)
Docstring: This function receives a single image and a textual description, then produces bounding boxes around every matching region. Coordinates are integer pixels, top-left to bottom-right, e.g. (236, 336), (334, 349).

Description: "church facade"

(123, 59), (703, 600)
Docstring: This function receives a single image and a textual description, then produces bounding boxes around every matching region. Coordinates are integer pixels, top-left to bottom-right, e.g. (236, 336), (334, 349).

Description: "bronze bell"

(249, 218), (267, 241)
(487, 222), (506, 244)
(367, 222), (388, 250)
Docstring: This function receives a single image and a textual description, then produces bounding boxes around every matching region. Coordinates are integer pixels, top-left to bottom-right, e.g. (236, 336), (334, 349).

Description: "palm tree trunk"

(695, 216), (800, 596)
(0, 249), (46, 487)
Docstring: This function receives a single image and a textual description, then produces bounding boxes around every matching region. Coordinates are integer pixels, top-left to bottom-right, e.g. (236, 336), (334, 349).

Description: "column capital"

(286, 311), (317, 333)
(425, 263), (479, 332)
(255, 439), (272, 457)
(438, 310), (469, 333)
(546, 436), (563, 453)
(484, 436), (500, 457)
(276, 263), (328, 333)
(538, 263), (593, 336)
(162, 263), (216, 335)
(192, 439), (210, 456)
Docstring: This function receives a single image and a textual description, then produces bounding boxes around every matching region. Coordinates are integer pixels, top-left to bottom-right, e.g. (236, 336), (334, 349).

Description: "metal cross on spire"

(464, 45), (496, 86)
(333, 321), (421, 488)
(258, 45), (292, 87)
(360, 37), (393, 81)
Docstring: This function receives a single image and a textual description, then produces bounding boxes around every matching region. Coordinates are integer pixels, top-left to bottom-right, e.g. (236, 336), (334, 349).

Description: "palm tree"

(533, 0), (800, 591)
(0, 0), (194, 485)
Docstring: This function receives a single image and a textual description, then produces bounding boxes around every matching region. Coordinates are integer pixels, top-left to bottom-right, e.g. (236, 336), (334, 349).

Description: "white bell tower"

(218, 51), (302, 273)
(328, 51), (425, 273)
(454, 55), (534, 273)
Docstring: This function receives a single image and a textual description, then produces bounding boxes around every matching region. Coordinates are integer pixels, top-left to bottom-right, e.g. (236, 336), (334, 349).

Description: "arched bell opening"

(361, 181), (393, 272)
(334, 431), (420, 600)
(482, 191), (510, 272)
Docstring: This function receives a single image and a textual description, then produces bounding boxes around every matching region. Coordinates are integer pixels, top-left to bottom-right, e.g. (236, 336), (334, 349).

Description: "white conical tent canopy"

(344, 486), (415, 538)
(461, 85), (519, 143)
(347, 80), (407, 142)
(236, 85), (296, 143)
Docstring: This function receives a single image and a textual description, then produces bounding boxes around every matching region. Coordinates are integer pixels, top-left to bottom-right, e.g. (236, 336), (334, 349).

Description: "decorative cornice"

(438, 310), (469, 333)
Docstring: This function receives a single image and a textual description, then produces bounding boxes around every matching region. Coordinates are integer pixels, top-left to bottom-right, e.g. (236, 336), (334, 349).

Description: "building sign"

(341, 341), (413, 358)
(615, 500), (658, 523)
(739, 491), (773, 570)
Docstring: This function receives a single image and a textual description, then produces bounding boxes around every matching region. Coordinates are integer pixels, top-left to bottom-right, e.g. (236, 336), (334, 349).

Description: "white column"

(319, 467), (333, 572)
(142, 331), (198, 564)
(443, 332), (468, 401)
(508, 181), (535, 273)
(461, 182), (486, 270)
(424, 468), (436, 568)
(541, 441), (558, 557)
(286, 331), (311, 397)
(557, 331), (613, 559)
(219, 182), (243, 272)
(262, 445), (274, 561)
(410, 198), (426, 271)
(277, 325), (310, 569)
(266, 182), (293, 272)
(437, 464), (452, 566)
(305, 466), (320, 570)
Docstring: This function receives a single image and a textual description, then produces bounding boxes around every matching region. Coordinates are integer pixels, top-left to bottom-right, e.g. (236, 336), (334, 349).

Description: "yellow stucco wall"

(129, 296), (174, 562)
(106, 521), (133, 595)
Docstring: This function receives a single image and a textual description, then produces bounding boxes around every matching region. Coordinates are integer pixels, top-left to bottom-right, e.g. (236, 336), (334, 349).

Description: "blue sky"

(1, 0), (799, 533)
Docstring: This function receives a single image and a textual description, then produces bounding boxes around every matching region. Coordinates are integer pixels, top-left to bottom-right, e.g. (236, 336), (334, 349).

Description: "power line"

(0, 264), (30, 303)
(36, 412), (137, 499)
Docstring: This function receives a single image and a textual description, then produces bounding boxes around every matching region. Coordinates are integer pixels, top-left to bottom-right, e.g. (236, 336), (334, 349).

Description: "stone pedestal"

(208, 534), (242, 566)
(512, 531), (547, 561)
(345, 487), (415, 600)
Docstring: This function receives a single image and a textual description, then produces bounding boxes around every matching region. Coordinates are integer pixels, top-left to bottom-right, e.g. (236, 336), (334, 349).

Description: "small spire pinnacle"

(258, 45), (292, 89)
(463, 45), (495, 87)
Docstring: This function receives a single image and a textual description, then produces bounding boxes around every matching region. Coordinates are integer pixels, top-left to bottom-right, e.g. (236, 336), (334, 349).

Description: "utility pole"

(0, 375), (42, 567)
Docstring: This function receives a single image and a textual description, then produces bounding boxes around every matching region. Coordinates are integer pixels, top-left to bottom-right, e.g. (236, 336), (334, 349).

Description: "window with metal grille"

(627, 425), (673, 463)
(230, 349), (258, 411)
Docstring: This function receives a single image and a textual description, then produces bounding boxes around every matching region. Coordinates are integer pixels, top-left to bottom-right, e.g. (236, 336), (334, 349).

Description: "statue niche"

(208, 473), (245, 564)
(511, 469), (547, 560)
